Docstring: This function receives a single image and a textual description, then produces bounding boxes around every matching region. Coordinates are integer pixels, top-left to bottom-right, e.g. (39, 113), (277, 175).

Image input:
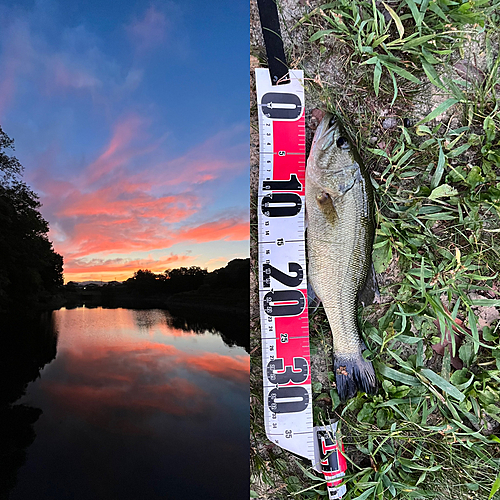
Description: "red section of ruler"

(273, 120), (306, 195)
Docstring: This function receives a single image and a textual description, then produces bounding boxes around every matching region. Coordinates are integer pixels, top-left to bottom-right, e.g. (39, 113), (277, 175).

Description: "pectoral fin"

(315, 191), (338, 225)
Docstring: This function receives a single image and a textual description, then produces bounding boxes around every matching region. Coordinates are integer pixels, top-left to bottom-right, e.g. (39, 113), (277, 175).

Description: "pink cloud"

(149, 125), (248, 187)
(188, 353), (250, 384)
(29, 112), (248, 280)
(85, 114), (156, 183)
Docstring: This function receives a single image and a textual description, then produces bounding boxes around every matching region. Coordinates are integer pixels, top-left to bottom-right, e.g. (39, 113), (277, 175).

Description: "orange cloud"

(65, 254), (191, 274)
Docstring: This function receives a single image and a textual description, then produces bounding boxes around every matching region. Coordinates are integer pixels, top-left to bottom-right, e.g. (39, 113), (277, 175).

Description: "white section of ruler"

(256, 68), (315, 462)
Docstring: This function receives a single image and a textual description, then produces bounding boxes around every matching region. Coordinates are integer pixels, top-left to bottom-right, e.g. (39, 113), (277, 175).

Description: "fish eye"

(336, 137), (347, 148)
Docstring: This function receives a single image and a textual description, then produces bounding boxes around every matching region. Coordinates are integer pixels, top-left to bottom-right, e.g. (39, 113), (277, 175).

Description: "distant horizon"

(62, 255), (248, 284)
(0, 0), (249, 283)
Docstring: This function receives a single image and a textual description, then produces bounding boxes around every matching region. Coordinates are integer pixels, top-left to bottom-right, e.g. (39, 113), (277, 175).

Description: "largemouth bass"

(306, 112), (377, 401)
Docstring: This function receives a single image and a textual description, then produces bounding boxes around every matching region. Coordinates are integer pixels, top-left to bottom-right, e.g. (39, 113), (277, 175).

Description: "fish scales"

(306, 113), (377, 401)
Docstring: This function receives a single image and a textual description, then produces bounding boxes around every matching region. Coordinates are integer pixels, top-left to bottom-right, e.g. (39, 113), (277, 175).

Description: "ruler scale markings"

(256, 68), (314, 461)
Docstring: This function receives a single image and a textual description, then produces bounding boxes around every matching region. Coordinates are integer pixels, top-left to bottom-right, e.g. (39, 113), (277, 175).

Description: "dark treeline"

(64, 258), (249, 311)
(0, 127), (63, 314)
(126, 258), (249, 296)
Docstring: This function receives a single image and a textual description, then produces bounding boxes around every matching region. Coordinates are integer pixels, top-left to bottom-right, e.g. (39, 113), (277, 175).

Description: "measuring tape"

(256, 68), (347, 499)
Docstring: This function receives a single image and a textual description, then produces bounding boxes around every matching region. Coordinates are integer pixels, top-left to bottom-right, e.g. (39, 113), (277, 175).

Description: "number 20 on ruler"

(256, 68), (314, 460)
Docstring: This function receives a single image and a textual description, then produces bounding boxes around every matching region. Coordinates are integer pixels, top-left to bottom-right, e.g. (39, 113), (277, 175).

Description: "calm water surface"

(10, 307), (249, 500)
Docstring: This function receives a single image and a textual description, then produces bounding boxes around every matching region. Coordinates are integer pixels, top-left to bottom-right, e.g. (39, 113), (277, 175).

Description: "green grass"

(251, 0), (500, 498)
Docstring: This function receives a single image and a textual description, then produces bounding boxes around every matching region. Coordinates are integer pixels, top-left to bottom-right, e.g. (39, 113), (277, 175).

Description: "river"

(6, 307), (249, 500)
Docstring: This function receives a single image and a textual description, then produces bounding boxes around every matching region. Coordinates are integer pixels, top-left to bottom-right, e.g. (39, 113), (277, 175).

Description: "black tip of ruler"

(257, 0), (290, 86)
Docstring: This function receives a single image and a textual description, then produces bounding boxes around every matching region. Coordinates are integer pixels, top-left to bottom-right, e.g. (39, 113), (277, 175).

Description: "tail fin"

(334, 352), (377, 401)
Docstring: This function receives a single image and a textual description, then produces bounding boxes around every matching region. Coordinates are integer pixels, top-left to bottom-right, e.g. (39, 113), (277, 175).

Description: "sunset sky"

(0, 0), (249, 282)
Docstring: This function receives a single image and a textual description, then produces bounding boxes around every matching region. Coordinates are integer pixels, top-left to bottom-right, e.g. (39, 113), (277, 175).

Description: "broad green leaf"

(429, 184), (458, 200)
(421, 59), (444, 89)
(428, 1), (448, 20)
(447, 143), (470, 158)
(382, 61), (421, 84)
(420, 368), (465, 401)
(470, 299), (500, 307)
(403, 34), (436, 49)
(468, 309), (480, 354)
(466, 165), (484, 188)
(354, 487), (376, 500)
(399, 457), (441, 471)
(376, 362), (421, 386)
(415, 124), (432, 135)
(390, 70), (398, 106)
(361, 56), (380, 65)
(404, 0), (422, 26)
(372, 239), (392, 273)
(310, 29), (335, 42)
(372, 34), (390, 48)
(367, 147), (389, 158)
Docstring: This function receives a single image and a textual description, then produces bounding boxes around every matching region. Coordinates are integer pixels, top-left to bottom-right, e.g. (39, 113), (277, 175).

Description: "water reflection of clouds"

(39, 338), (248, 433)
(13, 308), (248, 500)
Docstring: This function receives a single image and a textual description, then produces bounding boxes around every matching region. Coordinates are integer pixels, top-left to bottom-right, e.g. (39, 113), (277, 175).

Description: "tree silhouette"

(0, 126), (63, 313)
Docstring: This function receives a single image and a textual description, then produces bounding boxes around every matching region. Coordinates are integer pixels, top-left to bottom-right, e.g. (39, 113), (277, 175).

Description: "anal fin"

(358, 263), (380, 307)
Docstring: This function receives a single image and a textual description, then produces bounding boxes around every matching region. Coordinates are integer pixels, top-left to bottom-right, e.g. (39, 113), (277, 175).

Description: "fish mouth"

(309, 112), (345, 156)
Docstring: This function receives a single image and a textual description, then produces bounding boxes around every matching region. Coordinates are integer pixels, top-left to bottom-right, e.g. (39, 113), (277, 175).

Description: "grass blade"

(430, 142), (446, 189)
(404, 0), (422, 27)
(382, 2), (404, 38)
(417, 98), (459, 125)
(421, 59), (445, 89)
(489, 474), (500, 500)
(374, 60), (382, 96)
